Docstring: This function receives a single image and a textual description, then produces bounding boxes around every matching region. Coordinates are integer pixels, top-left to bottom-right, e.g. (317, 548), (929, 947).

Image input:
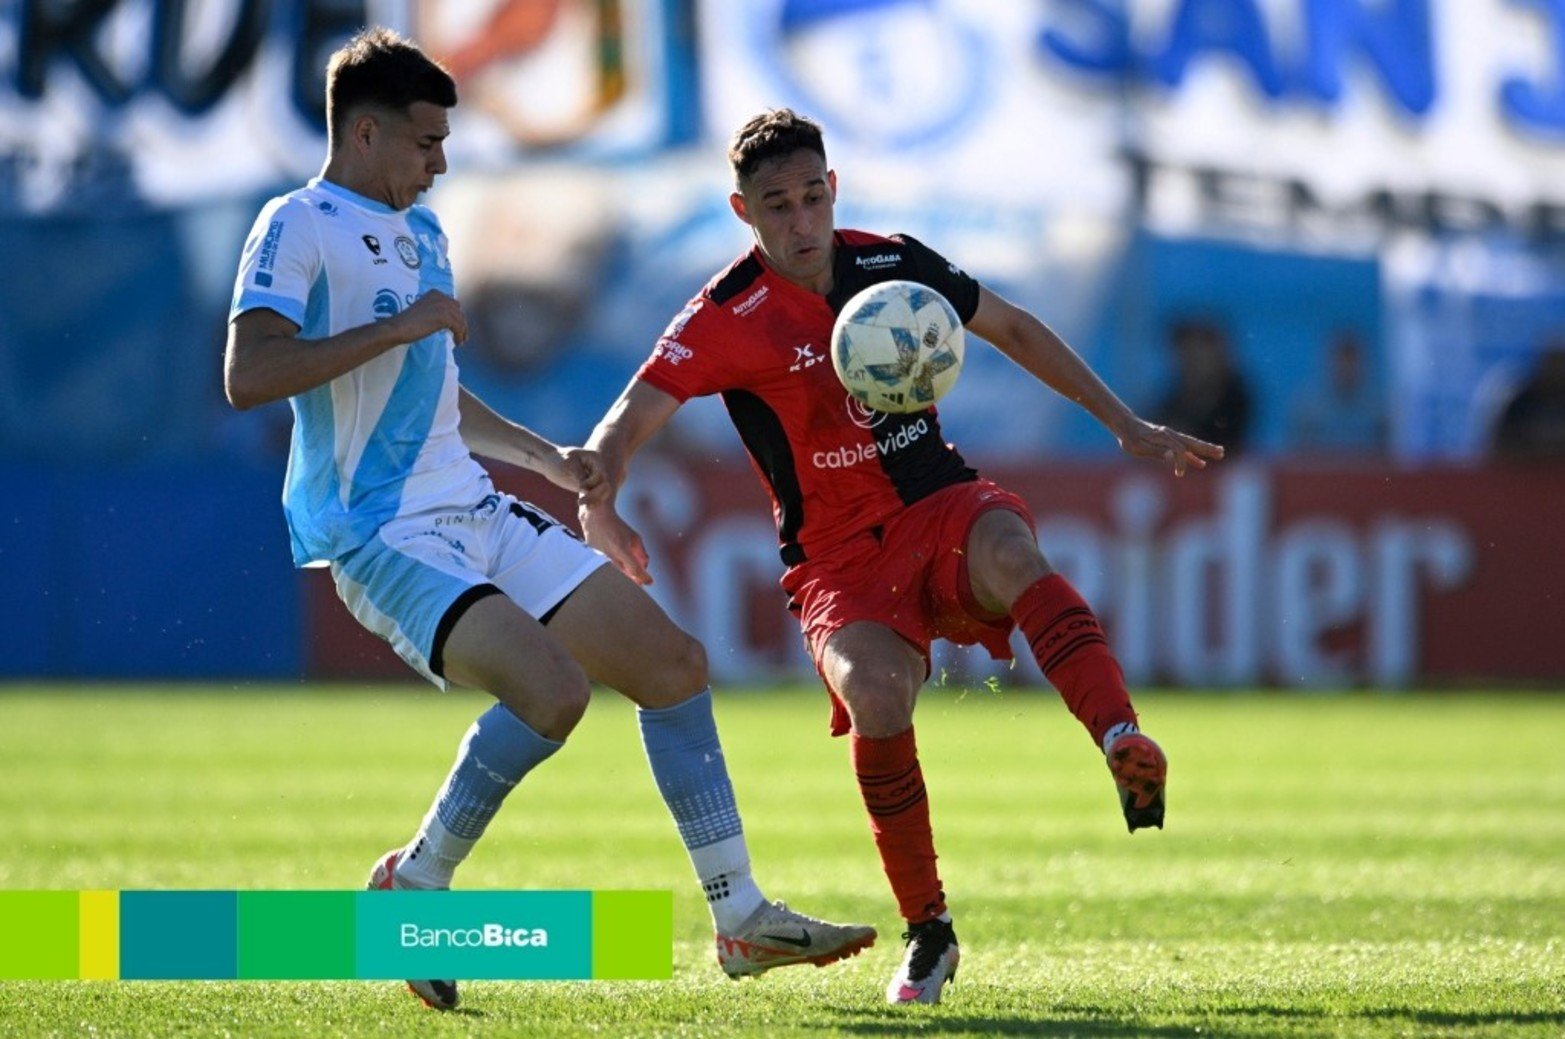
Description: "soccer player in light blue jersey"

(224, 28), (874, 1011)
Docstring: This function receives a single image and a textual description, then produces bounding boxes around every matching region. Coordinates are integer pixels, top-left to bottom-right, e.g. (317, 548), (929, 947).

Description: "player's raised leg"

(965, 508), (1167, 831)
(821, 622), (961, 1005)
(544, 565), (877, 977)
(368, 591), (590, 1010)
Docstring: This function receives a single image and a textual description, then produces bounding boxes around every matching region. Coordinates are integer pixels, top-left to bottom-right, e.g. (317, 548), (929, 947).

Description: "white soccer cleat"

(715, 900), (877, 978)
(886, 916), (960, 1005)
(366, 849), (460, 1011)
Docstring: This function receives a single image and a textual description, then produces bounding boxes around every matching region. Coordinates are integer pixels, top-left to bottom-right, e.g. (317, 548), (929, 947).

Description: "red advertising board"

(305, 459), (1565, 687)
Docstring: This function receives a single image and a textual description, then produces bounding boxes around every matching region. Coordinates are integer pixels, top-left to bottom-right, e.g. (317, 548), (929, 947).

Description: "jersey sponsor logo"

(731, 285), (770, 316)
(663, 304), (697, 339)
(317, 200), (338, 216)
(373, 288), (404, 319)
(854, 252), (902, 270)
(789, 343), (825, 372)
(362, 234), (388, 265)
(254, 219), (284, 286)
(812, 417), (930, 468)
(654, 340), (695, 366)
(845, 396), (891, 429)
(395, 235), (421, 269)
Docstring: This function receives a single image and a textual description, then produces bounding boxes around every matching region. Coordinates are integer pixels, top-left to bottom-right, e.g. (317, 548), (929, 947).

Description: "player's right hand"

(578, 501), (653, 586)
(392, 289), (468, 345)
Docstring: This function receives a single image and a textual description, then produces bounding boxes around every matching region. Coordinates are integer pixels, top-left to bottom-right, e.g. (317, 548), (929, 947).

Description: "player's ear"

(729, 189), (752, 226)
(351, 111), (379, 155)
(827, 168), (838, 202)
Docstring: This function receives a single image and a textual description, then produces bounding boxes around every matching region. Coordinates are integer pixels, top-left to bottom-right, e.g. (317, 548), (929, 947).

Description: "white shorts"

(330, 493), (608, 687)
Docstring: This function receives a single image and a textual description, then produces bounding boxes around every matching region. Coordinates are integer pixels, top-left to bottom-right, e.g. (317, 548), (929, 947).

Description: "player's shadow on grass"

(834, 1011), (1220, 1037)
(834, 1007), (1565, 1037)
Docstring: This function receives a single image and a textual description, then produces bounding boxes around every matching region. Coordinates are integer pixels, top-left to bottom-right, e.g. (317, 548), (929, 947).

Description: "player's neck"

(319, 157), (395, 210)
(758, 246), (835, 297)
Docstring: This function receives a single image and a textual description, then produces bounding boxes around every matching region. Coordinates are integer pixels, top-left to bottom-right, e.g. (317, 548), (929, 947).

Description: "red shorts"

(780, 479), (1035, 736)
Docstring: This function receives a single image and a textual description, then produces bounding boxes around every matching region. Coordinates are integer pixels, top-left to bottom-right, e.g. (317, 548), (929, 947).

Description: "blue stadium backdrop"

(2, 0), (1564, 684)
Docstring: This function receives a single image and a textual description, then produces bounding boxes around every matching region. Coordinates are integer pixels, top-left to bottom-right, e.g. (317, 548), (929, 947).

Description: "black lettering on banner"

(292, 1), (367, 132)
(154, 0), (269, 114)
(17, 0), (130, 103)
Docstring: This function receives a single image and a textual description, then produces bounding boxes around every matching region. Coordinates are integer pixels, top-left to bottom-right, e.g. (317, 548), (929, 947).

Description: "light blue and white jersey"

(230, 177), (490, 566)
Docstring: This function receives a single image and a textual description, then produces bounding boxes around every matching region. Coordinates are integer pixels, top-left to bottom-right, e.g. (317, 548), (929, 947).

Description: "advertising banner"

(0, 0), (691, 214)
(698, 0), (1565, 239)
(306, 459), (1565, 688)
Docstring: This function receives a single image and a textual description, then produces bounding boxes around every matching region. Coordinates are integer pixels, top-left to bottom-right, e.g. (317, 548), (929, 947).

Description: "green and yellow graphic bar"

(0, 890), (671, 981)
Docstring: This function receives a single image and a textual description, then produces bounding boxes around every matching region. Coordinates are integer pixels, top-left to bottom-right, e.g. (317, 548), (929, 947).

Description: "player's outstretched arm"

(965, 286), (1224, 477)
(224, 291), (468, 410)
(578, 380), (683, 586)
(457, 386), (604, 495)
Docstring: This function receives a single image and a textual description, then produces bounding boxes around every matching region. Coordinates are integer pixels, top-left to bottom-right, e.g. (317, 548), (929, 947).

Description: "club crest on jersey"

(395, 236), (421, 269)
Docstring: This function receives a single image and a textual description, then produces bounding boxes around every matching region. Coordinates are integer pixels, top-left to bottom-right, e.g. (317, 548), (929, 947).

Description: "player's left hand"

(1116, 419), (1225, 477)
(551, 447), (606, 495)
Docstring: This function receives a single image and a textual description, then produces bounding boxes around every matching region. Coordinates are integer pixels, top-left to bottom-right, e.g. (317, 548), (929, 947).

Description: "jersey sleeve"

(230, 196), (322, 328)
(635, 298), (733, 401)
(892, 233), (981, 324)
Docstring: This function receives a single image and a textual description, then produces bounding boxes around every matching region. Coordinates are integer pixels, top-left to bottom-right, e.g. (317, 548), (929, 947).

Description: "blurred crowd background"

(3, 0), (1563, 689)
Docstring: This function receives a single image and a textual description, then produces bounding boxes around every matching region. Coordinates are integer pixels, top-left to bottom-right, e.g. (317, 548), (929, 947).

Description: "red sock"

(1014, 573), (1137, 747)
(851, 728), (946, 924)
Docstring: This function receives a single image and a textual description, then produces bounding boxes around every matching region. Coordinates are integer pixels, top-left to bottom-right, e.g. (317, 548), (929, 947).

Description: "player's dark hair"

(729, 109), (827, 185)
(326, 27), (457, 149)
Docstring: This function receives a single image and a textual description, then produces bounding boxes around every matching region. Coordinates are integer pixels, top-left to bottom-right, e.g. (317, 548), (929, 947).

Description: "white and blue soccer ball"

(830, 280), (965, 414)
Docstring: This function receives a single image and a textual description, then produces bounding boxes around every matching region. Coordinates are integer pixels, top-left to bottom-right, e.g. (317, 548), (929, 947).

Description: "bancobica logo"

(401, 923), (549, 948)
(813, 418), (930, 468)
(732, 285), (769, 317)
(655, 341), (695, 366)
(854, 252), (901, 270)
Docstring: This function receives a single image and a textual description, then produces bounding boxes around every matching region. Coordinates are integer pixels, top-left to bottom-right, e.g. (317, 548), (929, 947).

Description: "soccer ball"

(830, 280), (965, 414)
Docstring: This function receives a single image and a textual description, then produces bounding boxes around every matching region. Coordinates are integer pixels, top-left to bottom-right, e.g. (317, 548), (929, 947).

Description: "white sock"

(694, 834), (765, 932)
(394, 810), (474, 890)
(1102, 721), (1140, 755)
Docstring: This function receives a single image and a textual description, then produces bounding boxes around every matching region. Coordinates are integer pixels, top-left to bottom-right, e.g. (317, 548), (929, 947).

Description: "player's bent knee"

(629, 630), (709, 708)
(833, 668), (917, 735)
(972, 530), (1052, 608)
(482, 647), (591, 740)
(666, 630), (709, 693)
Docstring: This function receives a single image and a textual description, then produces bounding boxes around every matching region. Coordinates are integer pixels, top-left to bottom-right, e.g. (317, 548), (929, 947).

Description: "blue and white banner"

(0, 0), (694, 214)
(698, 0), (1565, 238)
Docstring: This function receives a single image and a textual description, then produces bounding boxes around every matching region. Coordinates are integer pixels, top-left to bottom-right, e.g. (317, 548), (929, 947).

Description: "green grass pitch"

(0, 684), (1561, 1038)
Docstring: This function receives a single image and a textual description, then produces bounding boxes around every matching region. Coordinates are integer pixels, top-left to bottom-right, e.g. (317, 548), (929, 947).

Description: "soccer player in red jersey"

(580, 109), (1224, 1005)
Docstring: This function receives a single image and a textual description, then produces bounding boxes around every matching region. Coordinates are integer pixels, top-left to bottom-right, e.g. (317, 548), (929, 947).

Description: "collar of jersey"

(310, 176), (400, 215)
(751, 240), (840, 306)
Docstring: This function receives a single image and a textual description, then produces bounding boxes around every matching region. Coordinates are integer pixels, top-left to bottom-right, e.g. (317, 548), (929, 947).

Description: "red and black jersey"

(637, 230), (982, 565)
